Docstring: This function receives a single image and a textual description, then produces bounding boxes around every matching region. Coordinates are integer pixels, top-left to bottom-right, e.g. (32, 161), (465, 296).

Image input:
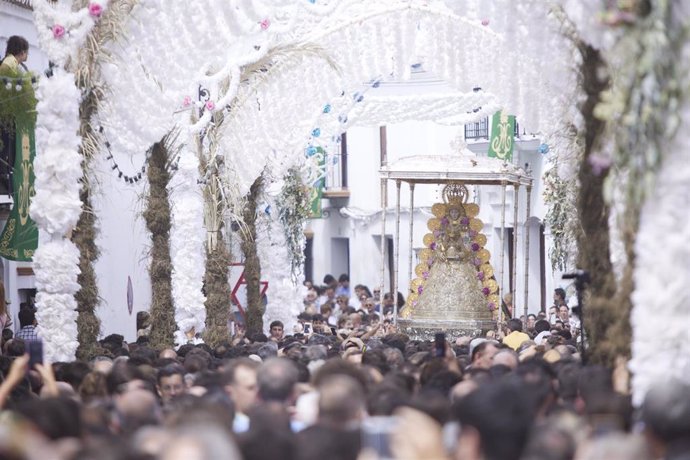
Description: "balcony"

(464, 117), (521, 141)
(464, 117), (489, 140)
(322, 133), (350, 199)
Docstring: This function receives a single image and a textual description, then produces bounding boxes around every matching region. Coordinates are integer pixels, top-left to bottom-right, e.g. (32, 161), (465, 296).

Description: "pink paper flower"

(260, 18), (271, 30)
(471, 243), (480, 252)
(205, 100), (216, 111)
(469, 230), (478, 238)
(488, 302), (496, 311)
(430, 242), (436, 250)
(89, 2), (103, 17)
(474, 258), (482, 267)
(482, 287), (490, 296)
(477, 271), (485, 281)
(422, 271), (429, 280)
(461, 217), (470, 225)
(182, 96), (192, 107)
(52, 24), (66, 39)
(417, 286), (424, 295)
(481, 19), (490, 26)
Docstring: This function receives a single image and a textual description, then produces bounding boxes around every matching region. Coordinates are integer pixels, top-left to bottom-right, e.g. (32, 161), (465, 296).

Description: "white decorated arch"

(33, 0), (591, 360)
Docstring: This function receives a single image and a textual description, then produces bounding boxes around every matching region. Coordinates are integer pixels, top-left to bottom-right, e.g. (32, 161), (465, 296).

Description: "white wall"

(0, 3), (50, 73)
(91, 151), (152, 342)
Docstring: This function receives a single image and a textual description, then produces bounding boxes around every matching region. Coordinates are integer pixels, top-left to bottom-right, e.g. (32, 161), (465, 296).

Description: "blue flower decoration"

(306, 146), (317, 156)
(323, 104), (331, 113)
(538, 143), (550, 154)
(264, 205), (271, 215)
(312, 128), (321, 137)
(353, 92), (364, 103)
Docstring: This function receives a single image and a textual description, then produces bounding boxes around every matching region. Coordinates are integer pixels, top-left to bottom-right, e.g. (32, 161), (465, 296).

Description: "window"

(324, 133), (348, 190)
(464, 117), (489, 140)
(304, 233), (314, 284)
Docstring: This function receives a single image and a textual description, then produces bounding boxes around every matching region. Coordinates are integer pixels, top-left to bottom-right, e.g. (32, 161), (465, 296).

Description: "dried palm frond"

(224, 43), (341, 123)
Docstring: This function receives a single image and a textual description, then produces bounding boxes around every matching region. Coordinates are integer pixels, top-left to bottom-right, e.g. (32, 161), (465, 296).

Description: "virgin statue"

(399, 183), (496, 338)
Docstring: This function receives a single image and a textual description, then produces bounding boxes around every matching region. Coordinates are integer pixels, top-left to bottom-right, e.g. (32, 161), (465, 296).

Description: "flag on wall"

(487, 111), (516, 162)
(0, 119), (38, 261)
(308, 147), (326, 218)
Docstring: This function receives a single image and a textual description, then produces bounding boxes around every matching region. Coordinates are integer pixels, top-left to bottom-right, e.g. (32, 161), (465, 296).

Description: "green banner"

(308, 147), (325, 218)
(487, 111), (516, 161)
(0, 119), (38, 261)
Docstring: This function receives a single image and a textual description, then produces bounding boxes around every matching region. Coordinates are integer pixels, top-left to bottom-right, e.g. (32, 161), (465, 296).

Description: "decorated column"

(30, 0), (109, 362)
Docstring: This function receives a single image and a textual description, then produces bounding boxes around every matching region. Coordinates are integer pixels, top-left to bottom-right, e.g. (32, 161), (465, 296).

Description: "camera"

(28, 340), (43, 368)
(361, 416), (398, 459)
(434, 332), (446, 358)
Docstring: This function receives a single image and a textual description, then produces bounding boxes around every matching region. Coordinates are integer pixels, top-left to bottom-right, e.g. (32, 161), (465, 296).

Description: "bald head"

(257, 358), (298, 404)
(492, 349), (519, 370)
(318, 375), (365, 427)
(116, 388), (160, 434)
(160, 348), (178, 360)
(642, 379), (690, 443)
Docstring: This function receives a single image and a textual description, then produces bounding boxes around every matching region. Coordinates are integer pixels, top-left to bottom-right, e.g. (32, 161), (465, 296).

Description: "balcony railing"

(464, 117), (521, 140)
(464, 117), (489, 140)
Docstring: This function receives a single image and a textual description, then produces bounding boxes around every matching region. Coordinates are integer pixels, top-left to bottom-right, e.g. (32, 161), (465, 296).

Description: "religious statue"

(399, 183), (497, 339)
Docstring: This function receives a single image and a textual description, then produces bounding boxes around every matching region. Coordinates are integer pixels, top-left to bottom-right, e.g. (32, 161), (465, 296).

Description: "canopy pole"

(408, 183), (416, 291)
(523, 182), (533, 328)
(498, 180), (507, 328)
(393, 180), (402, 323)
(512, 184), (520, 325)
(380, 178), (387, 311)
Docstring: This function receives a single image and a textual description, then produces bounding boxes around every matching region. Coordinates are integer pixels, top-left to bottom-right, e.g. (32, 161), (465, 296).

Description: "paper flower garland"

(31, 0), (110, 363)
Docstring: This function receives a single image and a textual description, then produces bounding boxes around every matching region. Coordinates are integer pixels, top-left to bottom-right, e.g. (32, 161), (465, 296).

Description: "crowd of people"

(0, 276), (689, 460)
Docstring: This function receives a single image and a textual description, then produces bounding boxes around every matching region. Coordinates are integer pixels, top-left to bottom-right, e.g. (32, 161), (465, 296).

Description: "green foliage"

(241, 176), (264, 335)
(0, 67), (37, 149)
(144, 140), (176, 350)
(74, 88), (105, 360)
(202, 239), (231, 347)
(278, 167), (311, 281)
(596, 2), (686, 216)
(75, 189), (105, 360)
(542, 167), (577, 272)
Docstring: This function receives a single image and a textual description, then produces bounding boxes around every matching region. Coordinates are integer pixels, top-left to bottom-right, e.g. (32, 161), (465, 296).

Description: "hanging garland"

(97, 125), (181, 185)
(542, 163), (578, 272)
(277, 167), (312, 281)
(0, 71), (37, 151)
